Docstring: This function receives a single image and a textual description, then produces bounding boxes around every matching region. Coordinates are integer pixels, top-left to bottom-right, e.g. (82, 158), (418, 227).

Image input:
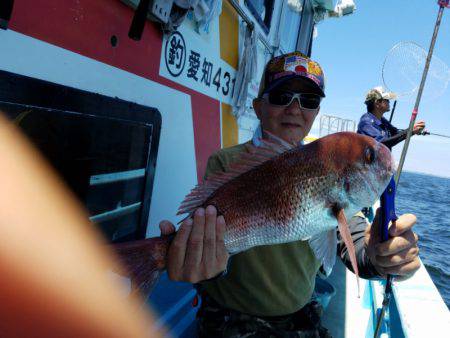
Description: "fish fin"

(336, 209), (360, 296)
(309, 228), (337, 276)
(177, 138), (295, 215)
(112, 235), (173, 299)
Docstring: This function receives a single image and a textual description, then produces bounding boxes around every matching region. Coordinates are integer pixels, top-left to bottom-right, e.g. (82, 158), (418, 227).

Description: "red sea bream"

(114, 132), (395, 295)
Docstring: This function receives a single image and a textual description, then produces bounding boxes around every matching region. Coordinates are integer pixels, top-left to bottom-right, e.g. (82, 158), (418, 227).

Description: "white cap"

(365, 86), (397, 102)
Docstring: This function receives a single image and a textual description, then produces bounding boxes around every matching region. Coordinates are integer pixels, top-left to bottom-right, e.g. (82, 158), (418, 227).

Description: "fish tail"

(112, 234), (174, 298)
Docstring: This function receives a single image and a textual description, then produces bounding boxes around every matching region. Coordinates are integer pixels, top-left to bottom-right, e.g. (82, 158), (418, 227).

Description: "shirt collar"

(367, 112), (384, 126)
(252, 123), (303, 147)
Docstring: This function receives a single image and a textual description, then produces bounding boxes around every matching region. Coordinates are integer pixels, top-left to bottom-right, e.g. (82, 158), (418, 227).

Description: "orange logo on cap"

(307, 62), (322, 76)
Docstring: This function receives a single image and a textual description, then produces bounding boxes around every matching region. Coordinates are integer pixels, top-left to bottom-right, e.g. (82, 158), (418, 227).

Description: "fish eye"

(364, 147), (376, 164)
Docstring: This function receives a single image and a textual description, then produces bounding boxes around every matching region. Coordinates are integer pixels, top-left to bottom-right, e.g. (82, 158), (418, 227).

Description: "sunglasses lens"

(299, 94), (321, 109)
(266, 91), (321, 109)
(268, 91), (294, 106)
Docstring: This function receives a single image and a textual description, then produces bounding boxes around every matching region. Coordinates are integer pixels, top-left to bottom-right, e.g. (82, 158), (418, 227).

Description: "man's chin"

(280, 131), (305, 144)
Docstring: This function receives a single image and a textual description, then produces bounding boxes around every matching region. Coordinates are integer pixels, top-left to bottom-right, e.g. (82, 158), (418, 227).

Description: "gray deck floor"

(322, 259), (347, 338)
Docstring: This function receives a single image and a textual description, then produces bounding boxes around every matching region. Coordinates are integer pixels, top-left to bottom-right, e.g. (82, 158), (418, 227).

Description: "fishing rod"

(387, 103), (450, 138)
(388, 100), (397, 123)
(374, 178), (397, 338)
(421, 131), (450, 138)
(375, 1), (449, 337)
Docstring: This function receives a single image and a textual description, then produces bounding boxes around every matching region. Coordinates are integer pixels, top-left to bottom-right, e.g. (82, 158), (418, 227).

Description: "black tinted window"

(0, 71), (161, 243)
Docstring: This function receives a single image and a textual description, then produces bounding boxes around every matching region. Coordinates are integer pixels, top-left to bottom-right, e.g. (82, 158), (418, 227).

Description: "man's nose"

(286, 97), (302, 114)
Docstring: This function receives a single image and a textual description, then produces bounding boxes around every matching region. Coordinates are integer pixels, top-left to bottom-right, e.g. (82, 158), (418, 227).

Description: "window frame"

(296, 0), (315, 56)
(0, 69), (161, 242)
(244, 0), (276, 34)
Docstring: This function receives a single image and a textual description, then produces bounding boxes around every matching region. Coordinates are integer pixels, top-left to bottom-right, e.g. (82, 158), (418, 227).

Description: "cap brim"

(263, 75), (325, 97)
(382, 92), (397, 100)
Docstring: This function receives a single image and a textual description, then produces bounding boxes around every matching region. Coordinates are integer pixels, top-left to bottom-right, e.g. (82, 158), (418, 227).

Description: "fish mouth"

(357, 169), (380, 200)
(376, 142), (396, 177)
(363, 143), (395, 200)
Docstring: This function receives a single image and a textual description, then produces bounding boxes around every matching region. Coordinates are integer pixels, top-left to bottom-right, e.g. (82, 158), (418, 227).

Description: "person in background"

(357, 86), (426, 220)
(358, 86), (426, 149)
(160, 53), (421, 337)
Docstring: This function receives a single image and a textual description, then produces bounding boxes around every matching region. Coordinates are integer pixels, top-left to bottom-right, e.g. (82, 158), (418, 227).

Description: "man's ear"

(253, 98), (263, 119)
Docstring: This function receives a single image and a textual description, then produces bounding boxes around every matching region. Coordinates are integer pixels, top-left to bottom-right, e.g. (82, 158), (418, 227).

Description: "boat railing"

(88, 168), (146, 229)
(89, 168), (145, 185)
(319, 114), (357, 137)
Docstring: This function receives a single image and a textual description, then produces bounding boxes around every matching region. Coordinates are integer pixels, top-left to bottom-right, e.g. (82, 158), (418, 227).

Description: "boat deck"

(322, 258), (449, 337)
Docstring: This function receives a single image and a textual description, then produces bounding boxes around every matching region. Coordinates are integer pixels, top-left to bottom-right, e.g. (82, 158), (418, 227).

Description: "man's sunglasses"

(262, 91), (322, 110)
(377, 99), (390, 103)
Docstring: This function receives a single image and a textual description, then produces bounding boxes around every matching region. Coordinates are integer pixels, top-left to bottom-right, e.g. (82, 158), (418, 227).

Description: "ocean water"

(395, 171), (450, 309)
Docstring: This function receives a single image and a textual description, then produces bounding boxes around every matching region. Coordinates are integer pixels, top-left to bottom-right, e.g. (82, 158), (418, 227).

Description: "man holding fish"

(159, 52), (421, 337)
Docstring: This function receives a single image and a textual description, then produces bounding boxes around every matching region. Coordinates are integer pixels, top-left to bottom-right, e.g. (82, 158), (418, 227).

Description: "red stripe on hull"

(192, 98), (221, 183)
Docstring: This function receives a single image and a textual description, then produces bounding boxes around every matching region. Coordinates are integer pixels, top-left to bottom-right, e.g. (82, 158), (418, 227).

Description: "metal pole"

(0, 0), (14, 30)
(394, 4), (446, 185)
(128, 0), (151, 41)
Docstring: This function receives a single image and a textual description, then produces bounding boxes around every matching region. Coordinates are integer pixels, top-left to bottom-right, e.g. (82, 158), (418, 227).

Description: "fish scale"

(210, 162), (332, 253)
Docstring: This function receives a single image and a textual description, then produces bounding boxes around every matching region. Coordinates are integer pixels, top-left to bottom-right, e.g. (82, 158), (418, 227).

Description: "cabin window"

(278, 1), (305, 55)
(296, 0), (315, 56)
(0, 70), (161, 243)
(245, 0), (275, 34)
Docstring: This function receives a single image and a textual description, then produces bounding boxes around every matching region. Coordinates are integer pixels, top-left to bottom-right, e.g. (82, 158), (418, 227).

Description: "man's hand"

(365, 209), (420, 280)
(413, 120), (426, 135)
(159, 205), (229, 283)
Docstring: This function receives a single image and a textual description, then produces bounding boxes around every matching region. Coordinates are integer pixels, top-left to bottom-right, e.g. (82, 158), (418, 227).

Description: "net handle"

(395, 2), (447, 185)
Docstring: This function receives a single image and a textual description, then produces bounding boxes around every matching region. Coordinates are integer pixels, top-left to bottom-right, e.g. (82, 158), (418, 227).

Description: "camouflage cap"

(258, 51), (325, 97)
(365, 86), (397, 103)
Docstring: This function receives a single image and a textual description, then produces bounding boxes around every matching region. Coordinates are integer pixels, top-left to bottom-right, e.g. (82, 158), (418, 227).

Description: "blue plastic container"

(313, 278), (336, 310)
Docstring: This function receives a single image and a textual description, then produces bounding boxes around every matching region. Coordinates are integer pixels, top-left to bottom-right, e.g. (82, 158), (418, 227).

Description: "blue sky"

(312, 0), (450, 178)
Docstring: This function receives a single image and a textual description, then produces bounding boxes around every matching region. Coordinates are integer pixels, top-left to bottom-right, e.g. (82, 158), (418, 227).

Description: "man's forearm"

(382, 129), (407, 148)
(337, 214), (382, 279)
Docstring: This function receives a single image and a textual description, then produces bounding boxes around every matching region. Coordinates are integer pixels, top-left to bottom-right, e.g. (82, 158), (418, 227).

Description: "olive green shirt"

(200, 143), (321, 316)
